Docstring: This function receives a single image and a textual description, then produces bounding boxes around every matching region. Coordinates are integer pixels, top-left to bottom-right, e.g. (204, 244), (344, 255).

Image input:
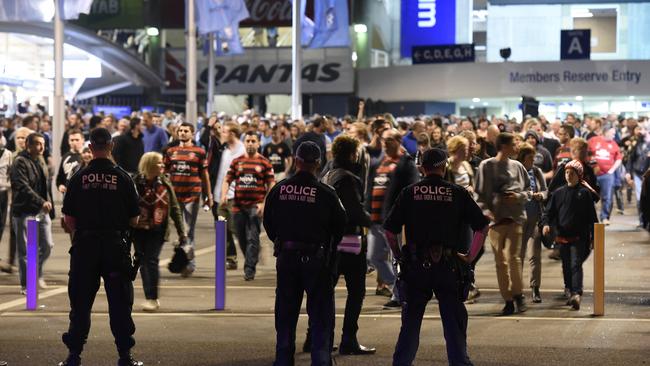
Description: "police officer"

(263, 141), (346, 366)
(59, 128), (143, 366)
(383, 148), (489, 366)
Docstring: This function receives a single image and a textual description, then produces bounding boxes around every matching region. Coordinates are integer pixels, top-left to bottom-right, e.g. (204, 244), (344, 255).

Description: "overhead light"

(483, 102), (489, 106)
(469, 105), (475, 110)
(575, 96), (584, 101)
(472, 97), (481, 103)
(354, 24), (367, 34)
(146, 27), (159, 36)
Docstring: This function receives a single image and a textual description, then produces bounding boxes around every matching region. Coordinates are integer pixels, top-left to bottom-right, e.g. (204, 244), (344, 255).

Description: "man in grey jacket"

(474, 132), (530, 315)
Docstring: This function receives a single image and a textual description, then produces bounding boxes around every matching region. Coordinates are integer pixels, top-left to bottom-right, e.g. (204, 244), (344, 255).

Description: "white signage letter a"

(568, 37), (583, 55)
(418, 0), (436, 28)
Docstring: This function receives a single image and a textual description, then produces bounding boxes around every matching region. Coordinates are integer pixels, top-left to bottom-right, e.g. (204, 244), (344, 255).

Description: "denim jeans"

(559, 239), (591, 295)
(597, 173), (614, 221)
(233, 206), (261, 277)
(633, 174), (644, 225)
(367, 224), (398, 302)
(133, 229), (165, 300)
(181, 200), (200, 270)
(14, 213), (53, 287)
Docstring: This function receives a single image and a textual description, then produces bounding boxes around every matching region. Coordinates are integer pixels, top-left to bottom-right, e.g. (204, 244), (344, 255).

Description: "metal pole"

(186, 0), (198, 126)
(291, 0), (302, 120)
(215, 220), (226, 310)
(53, 0), (64, 179)
(26, 219), (39, 310)
(593, 223), (605, 316)
(207, 33), (215, 115)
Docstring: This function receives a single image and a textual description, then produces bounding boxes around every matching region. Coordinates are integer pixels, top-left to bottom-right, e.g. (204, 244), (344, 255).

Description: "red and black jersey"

(164, 145), (208, 203)
(226, 153), (274, 211)
(370, 156), (398, 223)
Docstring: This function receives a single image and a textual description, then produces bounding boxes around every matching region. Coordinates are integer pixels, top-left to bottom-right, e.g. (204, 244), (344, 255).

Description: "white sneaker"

(20, 287), (26, 295)
(38, 278), (48, 289)
(142, 299), (160, 312)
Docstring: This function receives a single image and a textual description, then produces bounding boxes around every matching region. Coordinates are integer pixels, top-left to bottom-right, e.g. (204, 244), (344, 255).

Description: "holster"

(120, 231), (139, 282)
(447, 255), (474, 302)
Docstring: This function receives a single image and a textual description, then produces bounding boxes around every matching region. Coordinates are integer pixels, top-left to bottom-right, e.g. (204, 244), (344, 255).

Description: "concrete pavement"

(0, 204), (649, 365)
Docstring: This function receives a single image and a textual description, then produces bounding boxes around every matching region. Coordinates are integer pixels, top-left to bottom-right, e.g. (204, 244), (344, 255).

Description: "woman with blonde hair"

(444, 135), (473, 192)
(133, 152), (186, 311)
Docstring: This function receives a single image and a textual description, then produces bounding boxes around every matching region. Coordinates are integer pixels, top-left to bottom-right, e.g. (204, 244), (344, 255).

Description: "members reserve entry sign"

(401, 0), (456, 58)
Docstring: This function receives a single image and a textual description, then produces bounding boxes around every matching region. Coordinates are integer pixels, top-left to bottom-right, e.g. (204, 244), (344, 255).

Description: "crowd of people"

(0, 104), (649, 318)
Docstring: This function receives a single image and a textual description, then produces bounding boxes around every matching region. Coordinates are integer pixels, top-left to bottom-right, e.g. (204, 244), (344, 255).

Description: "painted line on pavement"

(2, 284), (650, 294)
(0, 287), (67, 312)
(1, 311), (650, 323)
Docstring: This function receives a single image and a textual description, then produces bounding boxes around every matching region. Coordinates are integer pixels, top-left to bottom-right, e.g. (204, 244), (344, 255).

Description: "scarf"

(134, 175), (169, 230)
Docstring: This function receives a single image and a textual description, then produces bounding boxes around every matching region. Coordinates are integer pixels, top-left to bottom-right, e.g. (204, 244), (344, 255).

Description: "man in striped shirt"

(222, 131), (275, 281)
(164, 122), (213, 276)
(367, 128), (419, 308)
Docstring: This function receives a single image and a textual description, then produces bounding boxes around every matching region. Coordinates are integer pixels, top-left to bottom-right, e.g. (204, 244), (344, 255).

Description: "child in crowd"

(542, 160), (598, 310)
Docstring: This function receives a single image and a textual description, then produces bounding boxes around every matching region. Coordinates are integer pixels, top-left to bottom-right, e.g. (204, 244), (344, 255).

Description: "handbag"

(337, 235), (362, 255)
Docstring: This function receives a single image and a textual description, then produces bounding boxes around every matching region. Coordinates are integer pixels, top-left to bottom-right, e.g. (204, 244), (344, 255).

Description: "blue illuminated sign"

(93, 105), (132, 118)
(401, 0), (456, 58)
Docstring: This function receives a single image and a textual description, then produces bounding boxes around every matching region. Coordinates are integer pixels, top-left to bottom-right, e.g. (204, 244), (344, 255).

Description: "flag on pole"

(309, 0), (350, 48)
(0, 0), (92, 21)
(194, 0), (249, 56)
(293, 0), (350, 48)
(0, 0), (52, 21)
(61, 0), (94, 20)
(291, 0), (315, 46)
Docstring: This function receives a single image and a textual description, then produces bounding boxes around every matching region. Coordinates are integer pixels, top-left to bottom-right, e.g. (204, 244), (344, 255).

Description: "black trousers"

(306, 251), (367, 346)
(560, 240), (591, 295)
(0, 190), (9, 263)
(62, 232), (136, 356)
(133, 229), (165, 300)
(334, 252), (367, 344)
(274, 250), (334, 366)
(393, 258), (473, 366)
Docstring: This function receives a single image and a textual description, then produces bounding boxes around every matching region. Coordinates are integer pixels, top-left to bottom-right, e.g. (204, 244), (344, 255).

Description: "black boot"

(531, 287), (542, 303)
(514, 294), (528, 313)
(339, 336), (376, 355)
(117, 355), (143, 366)
(501, 301), (515, 316)
(58, 354), (81, 366)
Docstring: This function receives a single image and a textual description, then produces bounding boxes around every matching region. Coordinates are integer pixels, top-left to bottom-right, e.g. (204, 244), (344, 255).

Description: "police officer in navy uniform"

(59, 128), (143, 366)
(384, 148), (489, 366)
(263, 141), (346, 366)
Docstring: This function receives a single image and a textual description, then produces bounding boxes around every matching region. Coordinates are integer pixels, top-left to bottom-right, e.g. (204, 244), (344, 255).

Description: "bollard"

(26, 219), (39, 310)
(215, 220), (227, 310)
(593, 223), (605, 316)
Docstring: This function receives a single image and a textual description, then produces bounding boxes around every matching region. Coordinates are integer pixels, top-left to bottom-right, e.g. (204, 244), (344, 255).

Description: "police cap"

(90, 127), (112, 147)
(421, 148), (448, 169)
(295, 141), (321, 163)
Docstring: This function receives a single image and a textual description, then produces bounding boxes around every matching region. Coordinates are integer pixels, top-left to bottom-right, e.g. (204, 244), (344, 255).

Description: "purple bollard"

(26, 219), (39, 310)
(215, 220), (226, 310)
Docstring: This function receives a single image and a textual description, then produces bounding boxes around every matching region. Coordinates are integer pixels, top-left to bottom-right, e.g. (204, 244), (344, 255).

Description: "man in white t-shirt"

(215, 122), (245, 270)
